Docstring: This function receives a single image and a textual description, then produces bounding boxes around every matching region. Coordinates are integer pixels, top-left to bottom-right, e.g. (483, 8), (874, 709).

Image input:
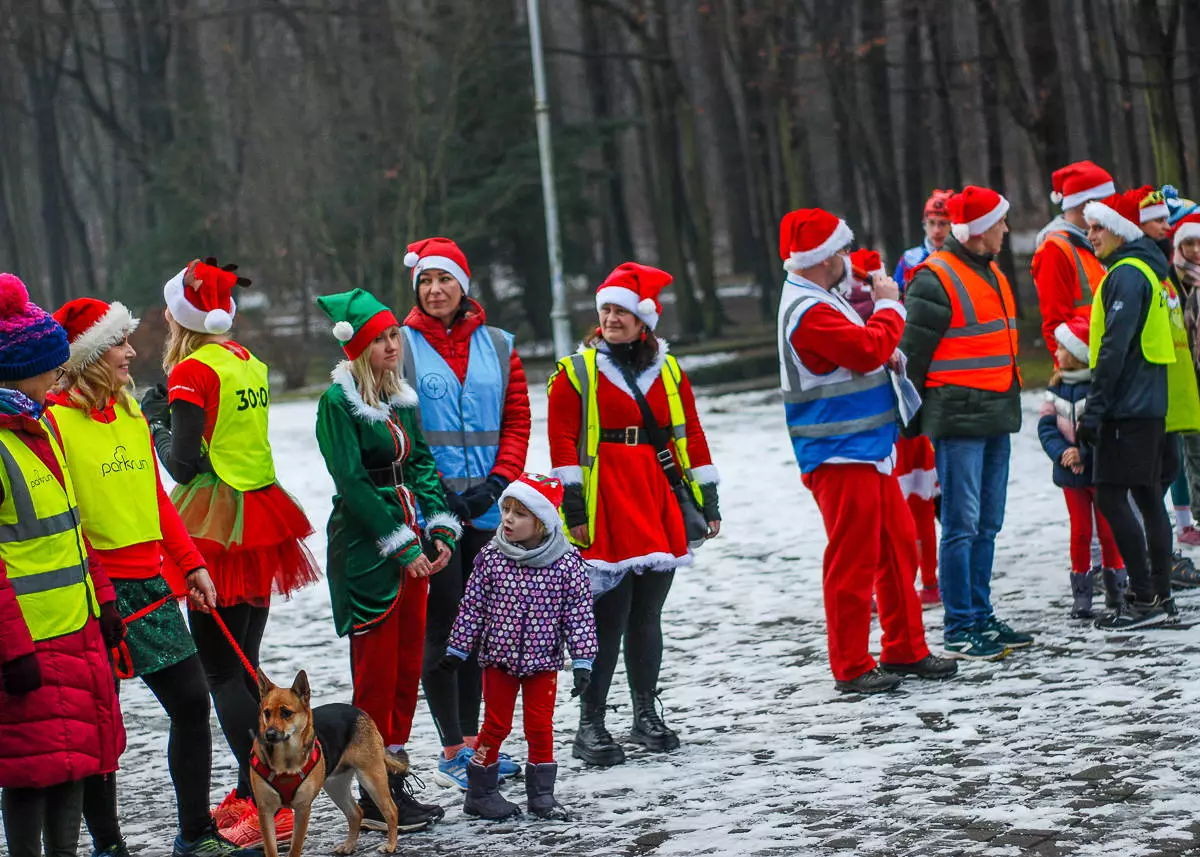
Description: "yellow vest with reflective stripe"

(549, 349), (703, 548)
(182, 344), (276, 491)
(49, 398), (163, 550)
(1089, 257), (1175, 369)
(1165, 279), (1200, 432)
(0, 424), (97, 642)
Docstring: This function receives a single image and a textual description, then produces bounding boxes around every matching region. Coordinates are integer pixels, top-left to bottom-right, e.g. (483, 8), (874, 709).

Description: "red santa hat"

(1050, 161), (1115, 211)
(1172, 212), (1200, 250)
(849, 249), (884, 282)
(923, 189), (954, 220)
(779, 208), (854, 272)
(947, 186), (1010, 243)
(163, 258), (250, 334)
(1135, 186), (1169, 224)
(595, 262), (671, 331)
(1083, 191), (1144, 242)
(52, 298), (140, 373)
(403, 237), (471, 296)
(1054, 314), (1090, 364)
(499, 473), (565, 534)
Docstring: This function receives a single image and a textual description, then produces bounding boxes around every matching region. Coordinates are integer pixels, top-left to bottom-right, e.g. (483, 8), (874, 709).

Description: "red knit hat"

(52, 298), (140, 372)
(1083, 191), (1144, 242)
(499, 473), (565, 534)
(404, 237), (471, 295)
(779, 208), (854, 273)
(947, 186), (1010, 242)
(1172, 212), (1200, 250)
(849, 249), (884, 282)
(163, 257), (251, 334)
(1134, 186), (1169, 224)
(1054, 314), (1090, 364)
(923, 189), (954, 220)
(1050, 161), (1115, 211)
(595, 262), (672, 331)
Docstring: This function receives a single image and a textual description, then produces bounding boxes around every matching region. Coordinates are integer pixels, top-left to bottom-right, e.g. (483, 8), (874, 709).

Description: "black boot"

(1101, 567), (1128, 609)
(835, 667), (903, 694)
(572, 702), (625, 767)
(524, 763), (569, 820)
(462, 762), (521, 820)
(628, 691), (680, 752)
(359, 771), (443, 833)
(1070, 571), (1095, 618)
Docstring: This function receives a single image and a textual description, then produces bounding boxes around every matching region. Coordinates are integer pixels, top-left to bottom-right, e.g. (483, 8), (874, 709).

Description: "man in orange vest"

(899, 186), (1032, 662)
(1032, 161), (1113, 364)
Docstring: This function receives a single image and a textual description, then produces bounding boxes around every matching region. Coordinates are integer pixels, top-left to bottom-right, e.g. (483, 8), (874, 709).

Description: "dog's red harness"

(250, 740), (322, 805)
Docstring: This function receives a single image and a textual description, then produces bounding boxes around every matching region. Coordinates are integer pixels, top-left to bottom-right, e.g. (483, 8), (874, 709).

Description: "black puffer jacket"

(898, 236), (1022, 440)
(1080, 236), (1169, 431)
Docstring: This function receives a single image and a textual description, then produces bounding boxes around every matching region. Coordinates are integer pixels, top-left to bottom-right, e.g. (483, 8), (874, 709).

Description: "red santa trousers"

(1063, 487), (1123, 574)
(474, 668), (557, 766)
(349, 576), (429, 746)
(802, 463), (931, 681)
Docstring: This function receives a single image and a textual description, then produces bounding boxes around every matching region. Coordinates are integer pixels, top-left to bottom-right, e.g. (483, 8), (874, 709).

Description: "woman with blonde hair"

(48, 298), (254, 856)
(139, 258), (319, 849)
(314, 288), (460, 834)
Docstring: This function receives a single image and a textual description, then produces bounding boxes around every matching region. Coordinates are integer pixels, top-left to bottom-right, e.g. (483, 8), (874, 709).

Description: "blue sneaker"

(942, 628), (1009, 661)
(92, 844), (131, 857)
(433, 746), (473, 790)
(496, 752), (522, 782)
(978, 616), (1034, 649)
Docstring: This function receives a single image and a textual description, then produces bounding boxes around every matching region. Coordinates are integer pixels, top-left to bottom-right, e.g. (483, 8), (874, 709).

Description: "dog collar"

(251, 739), (322, 805)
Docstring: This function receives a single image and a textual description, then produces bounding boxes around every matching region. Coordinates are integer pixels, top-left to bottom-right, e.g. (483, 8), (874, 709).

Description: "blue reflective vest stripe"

(402, 326), (513, 530)
(780, 284), (898, 474)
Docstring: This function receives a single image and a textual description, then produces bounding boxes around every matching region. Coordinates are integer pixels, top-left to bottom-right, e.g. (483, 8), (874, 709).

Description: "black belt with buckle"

(598, 427), (661, 446)
(367, 460), (406, 488)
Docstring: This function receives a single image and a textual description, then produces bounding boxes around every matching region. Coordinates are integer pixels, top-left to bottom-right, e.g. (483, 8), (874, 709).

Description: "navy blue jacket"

(1038, 378), (1094, 489)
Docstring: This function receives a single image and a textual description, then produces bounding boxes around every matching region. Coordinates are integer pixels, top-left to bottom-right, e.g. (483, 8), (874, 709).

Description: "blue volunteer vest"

(778, 278), (899, 473)
(402, 325), (513, 530)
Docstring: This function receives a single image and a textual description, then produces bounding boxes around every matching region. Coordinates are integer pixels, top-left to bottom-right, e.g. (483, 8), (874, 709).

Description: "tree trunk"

(860, 0), (903, 262)
(979, 4), (1020, 317)
(901, 0), (925, 249)
(1134, 0), (1187, 188)
(1110, 0), (1145, 180)
(925, 7), (963, 189)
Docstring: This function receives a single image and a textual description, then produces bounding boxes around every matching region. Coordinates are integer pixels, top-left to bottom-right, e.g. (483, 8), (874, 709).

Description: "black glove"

(1, 653), (42, 695)
(461, 476), (508, 520)
(98, 602), (126, 650)
(140, 384), (171, 427)
(570, 667), (591, 698)
(700, 483), (720, 523)
(437, 653), (465, 672)
(1077, 419), (1099, 448)
(445, 491), (471, 522)
(562, 484), (588, 530)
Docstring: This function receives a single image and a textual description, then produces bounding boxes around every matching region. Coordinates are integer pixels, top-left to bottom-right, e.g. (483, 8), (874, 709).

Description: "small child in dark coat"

(1038, 315), (1125, 618)
(441, 473), (597, 822)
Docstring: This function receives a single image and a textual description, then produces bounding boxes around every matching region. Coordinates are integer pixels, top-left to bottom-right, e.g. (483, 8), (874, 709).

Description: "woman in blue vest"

(401, 237), (531, 789)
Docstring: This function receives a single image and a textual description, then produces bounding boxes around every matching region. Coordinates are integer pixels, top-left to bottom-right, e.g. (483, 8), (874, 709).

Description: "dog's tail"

(385, 751), (410, 775)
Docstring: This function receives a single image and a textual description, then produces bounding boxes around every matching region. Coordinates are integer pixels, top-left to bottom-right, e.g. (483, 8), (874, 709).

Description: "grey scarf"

(492, 526), (572, 568)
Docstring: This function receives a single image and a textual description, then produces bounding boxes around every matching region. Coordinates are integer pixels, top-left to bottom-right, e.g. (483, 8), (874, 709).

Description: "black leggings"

(585, 570), (675, 708)
(1096, 484), (1174, 601)
(83, 654), (213, 848)
(422, 527), (492, 747)
(189, 603), (269, 798)
(2, 779), (85, 857)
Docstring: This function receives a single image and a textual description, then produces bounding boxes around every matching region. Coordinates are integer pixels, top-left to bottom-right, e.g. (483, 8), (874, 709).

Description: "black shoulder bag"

(614, 361), (710, 549)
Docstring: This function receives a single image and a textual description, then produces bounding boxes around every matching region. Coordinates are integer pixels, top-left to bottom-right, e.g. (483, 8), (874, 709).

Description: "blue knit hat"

(0, 274), (71, 382)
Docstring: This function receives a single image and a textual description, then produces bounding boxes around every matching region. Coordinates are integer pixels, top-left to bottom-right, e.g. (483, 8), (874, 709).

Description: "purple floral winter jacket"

(447, 542), (598, 677)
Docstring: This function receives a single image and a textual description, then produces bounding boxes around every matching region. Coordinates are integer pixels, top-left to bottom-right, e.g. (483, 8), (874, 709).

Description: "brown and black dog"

(251, 668), (404, 856)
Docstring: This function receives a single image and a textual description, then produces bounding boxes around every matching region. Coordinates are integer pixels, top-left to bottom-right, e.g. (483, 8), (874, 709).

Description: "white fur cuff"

(551, 465), (584, 485)
(873, 299), (907, 319)
(378, 525), (418, 558)
(691, 464), (720, 486)
(424, 513), (463, 540)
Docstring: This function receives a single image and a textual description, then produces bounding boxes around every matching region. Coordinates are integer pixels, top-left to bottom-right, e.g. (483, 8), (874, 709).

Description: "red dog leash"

(111, 598), (258, 682)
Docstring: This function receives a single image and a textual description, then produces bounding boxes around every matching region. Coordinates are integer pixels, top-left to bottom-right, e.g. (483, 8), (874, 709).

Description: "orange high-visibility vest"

(1033, 232), (1107, 316)
(921, 251), (1022, 392)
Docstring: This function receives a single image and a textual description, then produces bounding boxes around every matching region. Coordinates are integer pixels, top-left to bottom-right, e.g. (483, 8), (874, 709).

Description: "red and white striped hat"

(947, 187), (1010, 243)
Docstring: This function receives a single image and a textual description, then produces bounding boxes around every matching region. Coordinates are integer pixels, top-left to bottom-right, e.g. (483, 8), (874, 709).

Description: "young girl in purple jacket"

(440, 473), (597, 821)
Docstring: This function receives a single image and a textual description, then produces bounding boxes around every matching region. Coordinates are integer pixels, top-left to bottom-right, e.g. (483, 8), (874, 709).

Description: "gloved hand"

(98, 602), (126, 650)
(437, 653), (465, 672)
(700, 483), (720, 523)
(562, 484), (588, 530)
(570, 667), (591, 698)
(461, 476), (508, 520)
(1077, 418), (1099, 448)
(140, 384), (171, 427)
(445, 491), (471, 523)
(1, 653), (42, 695)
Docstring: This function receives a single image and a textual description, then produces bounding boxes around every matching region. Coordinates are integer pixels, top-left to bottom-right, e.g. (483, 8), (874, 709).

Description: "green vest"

(182, 344), (276, 491)
(1165, 279), (1200, 432)
(1088, 257), (1175, 369)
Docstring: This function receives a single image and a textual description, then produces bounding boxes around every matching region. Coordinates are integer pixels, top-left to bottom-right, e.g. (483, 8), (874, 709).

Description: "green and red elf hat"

(315, 289), (399, 361)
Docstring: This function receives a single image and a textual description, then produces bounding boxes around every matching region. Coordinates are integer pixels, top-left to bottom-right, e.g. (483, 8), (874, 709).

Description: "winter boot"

(1101, 567), (1128, 610)
(1070, 571), (1095, 619)
(524, 763), (569, 820)
(628, 691), (680, 752)
(388, 771), (445, 826)
(462, 762), (521, 821)
(834, 667), (903, 694)
(1094, 596), (1172, 630)
(572, 703), (625, 767)
(1171, 552), (1200, 589)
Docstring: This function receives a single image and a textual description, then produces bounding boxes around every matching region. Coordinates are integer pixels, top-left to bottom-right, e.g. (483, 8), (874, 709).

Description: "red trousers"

(474, 668), (557, 766)
(907, 495), (939, 590)
(802, 463), (930, 681)
(349, 576), (429, 746)
(1063, 487), (1123, 574)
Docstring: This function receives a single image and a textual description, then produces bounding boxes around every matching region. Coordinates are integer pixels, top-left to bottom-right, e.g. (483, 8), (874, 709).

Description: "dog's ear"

(292, 670), (310, 705)
(256, 667), (274, 698)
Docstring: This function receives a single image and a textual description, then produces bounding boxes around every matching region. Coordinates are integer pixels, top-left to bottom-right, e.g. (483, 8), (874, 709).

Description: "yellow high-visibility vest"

(0, 423), (97, 641)
(549, 349), (702, 547)
(182, 343), (275, 491)
(1089, 256), (1175, 369)
(49, 398), (163, 549)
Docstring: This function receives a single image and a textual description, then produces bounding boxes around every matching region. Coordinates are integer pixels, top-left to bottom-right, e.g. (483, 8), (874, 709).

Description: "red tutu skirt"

(169, 474), (320, 608)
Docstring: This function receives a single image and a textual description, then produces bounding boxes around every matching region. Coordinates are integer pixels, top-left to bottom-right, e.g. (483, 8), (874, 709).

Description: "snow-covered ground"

(107, 388), (1200, 856)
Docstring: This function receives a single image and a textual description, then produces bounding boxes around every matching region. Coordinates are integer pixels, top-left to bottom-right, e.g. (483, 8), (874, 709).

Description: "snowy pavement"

(108, 388), (1200, 857)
